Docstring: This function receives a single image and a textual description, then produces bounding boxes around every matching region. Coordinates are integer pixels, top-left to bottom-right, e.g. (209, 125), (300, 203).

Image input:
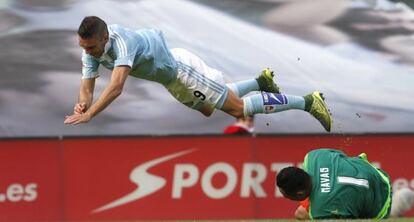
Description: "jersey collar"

(103, 26), (114, 54)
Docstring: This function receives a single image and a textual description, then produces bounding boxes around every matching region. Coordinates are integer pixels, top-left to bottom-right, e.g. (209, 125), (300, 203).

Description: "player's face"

(78, 34), (108, 58)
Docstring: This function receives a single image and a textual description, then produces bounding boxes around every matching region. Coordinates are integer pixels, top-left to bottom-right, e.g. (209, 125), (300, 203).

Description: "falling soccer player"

(64, 16), (332, 132)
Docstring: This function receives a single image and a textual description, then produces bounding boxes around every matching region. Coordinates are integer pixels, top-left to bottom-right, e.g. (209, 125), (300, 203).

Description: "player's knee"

(201, 110), (213, 117)
(233, 109), (244, 118)
(233, 100), (245, 118)
(200, 106), (214, 117)
(226, 107), (244, 118)
(223, 102), (244, 118)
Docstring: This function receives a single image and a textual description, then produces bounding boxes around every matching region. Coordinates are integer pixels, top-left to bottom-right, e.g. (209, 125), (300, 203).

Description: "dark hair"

(78, 16), (107, 39)
(276, 166), (311, 197)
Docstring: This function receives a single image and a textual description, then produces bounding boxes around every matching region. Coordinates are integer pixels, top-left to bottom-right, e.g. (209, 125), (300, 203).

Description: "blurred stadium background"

(0, 0), (413, 221)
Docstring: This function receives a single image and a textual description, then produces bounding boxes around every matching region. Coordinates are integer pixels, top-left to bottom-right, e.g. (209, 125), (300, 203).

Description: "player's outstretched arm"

(64, 66), (130, 125)
(74, 78), (95, 114)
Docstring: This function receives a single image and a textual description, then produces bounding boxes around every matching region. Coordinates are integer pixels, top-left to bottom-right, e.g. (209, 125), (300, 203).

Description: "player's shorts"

(167, 48), (228, 111)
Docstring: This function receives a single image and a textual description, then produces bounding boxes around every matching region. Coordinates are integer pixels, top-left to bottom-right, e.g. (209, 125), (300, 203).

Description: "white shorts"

(167, 48), (228, 111)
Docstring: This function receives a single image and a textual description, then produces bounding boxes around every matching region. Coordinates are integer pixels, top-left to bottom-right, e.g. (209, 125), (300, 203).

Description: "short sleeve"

(112, 32), (136, 68)
(81, 51), (100, 79)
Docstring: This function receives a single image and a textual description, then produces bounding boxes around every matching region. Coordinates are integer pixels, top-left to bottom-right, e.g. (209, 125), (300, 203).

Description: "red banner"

(0, 135), (413, 221)
(63, 137), (258, 220)
(61, 135), (414, 220)
(0, 139), (62, 221)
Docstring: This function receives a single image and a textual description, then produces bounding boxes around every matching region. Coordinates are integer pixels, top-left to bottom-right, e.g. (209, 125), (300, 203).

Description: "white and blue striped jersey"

(81, 24), (177, 85)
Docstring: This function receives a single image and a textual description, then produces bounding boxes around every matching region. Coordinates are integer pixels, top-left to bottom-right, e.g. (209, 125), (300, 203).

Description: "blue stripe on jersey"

(177, 62), (223, 89)
(177, 62), (225, 94)
(178, 65), (224, 94)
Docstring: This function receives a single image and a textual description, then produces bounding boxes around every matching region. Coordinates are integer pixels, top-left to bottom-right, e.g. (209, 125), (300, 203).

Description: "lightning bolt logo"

(92, 148), (196, 213)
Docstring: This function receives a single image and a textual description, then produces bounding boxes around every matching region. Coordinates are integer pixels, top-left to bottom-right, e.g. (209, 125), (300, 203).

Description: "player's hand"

(64, 113), (92, 125)
(295, 206), (310, 220)
(74, 102), (87, 114)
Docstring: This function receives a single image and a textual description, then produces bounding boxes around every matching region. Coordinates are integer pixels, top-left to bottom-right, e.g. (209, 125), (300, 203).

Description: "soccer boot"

(304, 91), (332, 132)
(256, 68), (281, 94)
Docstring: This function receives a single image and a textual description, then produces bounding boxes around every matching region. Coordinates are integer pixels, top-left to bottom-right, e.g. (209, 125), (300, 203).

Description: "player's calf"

(242, 91), (332, 132)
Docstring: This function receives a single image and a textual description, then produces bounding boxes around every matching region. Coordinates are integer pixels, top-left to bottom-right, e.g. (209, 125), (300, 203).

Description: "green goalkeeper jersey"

(303, 149), (392, 219)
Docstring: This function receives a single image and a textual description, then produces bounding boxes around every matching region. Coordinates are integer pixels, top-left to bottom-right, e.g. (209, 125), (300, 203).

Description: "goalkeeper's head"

(276, 166), (312, 201)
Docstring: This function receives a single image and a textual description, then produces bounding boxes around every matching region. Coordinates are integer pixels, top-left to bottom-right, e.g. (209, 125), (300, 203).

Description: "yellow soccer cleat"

(256, 68), (281, 93)
(304, 91), (332, 132)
